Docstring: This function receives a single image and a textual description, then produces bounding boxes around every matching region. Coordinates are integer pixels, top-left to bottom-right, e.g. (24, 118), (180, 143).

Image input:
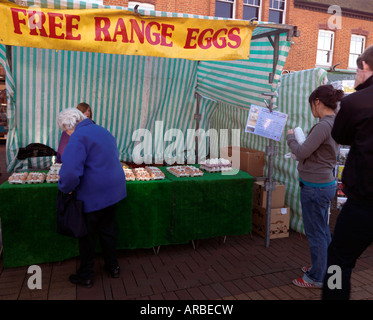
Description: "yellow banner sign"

(0, 0), (257, 60)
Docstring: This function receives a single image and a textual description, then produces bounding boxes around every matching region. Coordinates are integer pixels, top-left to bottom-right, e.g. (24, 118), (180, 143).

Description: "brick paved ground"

(1, 142), (373, 303)
(1, 230), (373, 301)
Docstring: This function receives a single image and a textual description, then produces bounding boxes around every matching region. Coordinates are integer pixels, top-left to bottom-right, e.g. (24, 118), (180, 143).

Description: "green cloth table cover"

(161, 167), (253, 244)
(0, 167), (253, 268)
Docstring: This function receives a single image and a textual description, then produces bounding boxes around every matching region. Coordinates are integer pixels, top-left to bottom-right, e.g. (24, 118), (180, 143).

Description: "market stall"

(0, 0), (299, 265)
(1, 166), (253, 268)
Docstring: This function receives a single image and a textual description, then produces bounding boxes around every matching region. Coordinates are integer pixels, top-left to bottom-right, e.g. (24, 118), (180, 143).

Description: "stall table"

(0, 167), (254, 268)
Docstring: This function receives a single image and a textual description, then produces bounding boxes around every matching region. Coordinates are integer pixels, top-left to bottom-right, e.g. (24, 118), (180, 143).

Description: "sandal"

(301, 266), (311, 273)
(292, 278), (320, 288)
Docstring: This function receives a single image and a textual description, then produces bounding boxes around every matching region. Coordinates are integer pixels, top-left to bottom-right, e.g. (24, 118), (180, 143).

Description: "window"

(128, 1), (155, 10)
(316, 30), (335, 67)
(349, 35), (365, 69)
(269, 0), (286, 24)
(215, 0), (235, 19)
(243, 0), (261, 21)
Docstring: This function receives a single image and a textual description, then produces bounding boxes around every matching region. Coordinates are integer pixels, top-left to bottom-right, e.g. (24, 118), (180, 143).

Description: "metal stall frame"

(194, 22), (300, 247)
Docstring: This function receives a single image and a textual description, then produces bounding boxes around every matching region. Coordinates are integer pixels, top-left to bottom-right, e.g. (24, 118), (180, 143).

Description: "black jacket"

(332, 75), (373, 205)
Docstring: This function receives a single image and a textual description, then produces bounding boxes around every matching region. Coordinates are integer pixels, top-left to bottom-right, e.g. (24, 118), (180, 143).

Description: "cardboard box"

(220, 146), (265, 177)
(253, 181), (286, 209)
(251, 205), (290, 239)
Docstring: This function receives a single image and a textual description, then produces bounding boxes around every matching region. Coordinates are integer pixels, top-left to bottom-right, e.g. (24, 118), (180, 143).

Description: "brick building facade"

(286, 0), (373, 72)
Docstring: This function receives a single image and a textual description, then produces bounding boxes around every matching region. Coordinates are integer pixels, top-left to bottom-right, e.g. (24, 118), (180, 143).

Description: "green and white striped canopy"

(1, 0), (313, 231)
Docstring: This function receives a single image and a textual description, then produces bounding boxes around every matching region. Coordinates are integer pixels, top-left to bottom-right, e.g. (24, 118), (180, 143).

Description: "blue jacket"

(58, 119), (126, 212)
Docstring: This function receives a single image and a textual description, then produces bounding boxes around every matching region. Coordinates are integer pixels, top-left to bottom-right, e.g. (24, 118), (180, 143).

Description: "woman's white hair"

(57, 108), (87, 131)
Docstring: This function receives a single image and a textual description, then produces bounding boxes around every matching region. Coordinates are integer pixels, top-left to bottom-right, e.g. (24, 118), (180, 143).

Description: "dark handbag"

(56, 190), (88, 238)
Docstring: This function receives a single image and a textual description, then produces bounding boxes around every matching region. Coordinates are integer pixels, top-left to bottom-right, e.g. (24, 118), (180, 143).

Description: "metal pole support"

(262, 92), (278, 248)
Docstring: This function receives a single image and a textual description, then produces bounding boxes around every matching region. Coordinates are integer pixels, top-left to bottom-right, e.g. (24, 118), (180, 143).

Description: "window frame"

(268, 0), (286, 24)
(316, 29), (335, 67)
(348, 34), (366, 70)
(215, 0), (236, 19)
(243, 0), (262, 21)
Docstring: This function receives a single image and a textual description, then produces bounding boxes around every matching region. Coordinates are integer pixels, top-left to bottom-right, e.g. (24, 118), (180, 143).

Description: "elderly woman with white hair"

(57, 108), (126, 288)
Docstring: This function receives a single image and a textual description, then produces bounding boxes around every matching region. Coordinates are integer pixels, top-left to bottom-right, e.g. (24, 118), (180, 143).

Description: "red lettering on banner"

(160, 24), (174, 47)
(65, 14), (81, 40)
(227, 28), (241, 48)
(93, 17), (174, 47)
(112, 18), (129, 42)
(198, 28), (213, 49)
(11, 8), (27, 34)
(28, 11), (48, 37)
(48, 12), (64, 39)
(129, 19), (145, 43)
(10, 8), (81, 40)
(212, 29), (227, 49)
(184, 28), (199, 49)
(145, 21), (161, 45)
(94, 17), (112, 41)
(184, 27), (242, 50)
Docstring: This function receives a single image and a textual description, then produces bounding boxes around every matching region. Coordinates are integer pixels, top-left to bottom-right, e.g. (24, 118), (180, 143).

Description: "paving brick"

(199, 285), (220, 300)
(243, 276), (268, 291)
(220, 281), (244, 296)
(256, 288), (278, 300)
(268, 286), (293, 300)
(245, 291), (265, 300)
(186, 287), (207, 300)
(210, 282), (232, 298)
(162, 291), (179, 300)
(175, 289), (193, 300)
(232, 293), (251, 300)
(2, 228), (373, 302)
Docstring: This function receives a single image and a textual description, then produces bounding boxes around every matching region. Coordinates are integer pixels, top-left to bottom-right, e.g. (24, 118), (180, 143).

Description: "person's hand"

(287, 129), (294, 136)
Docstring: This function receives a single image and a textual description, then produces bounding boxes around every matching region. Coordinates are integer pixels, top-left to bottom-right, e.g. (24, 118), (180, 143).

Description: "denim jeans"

(300, 183), (336, 287)
(322, 198), (373, 299)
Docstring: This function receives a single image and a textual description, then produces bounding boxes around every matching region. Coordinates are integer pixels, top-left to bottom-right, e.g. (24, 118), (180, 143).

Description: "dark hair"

(308, 85), (344, 111)
(76, 102), (92, 119)
(357, 45), (373, 70)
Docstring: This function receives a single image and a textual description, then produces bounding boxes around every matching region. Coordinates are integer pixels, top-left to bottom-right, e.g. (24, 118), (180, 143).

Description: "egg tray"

(123, 167), (165, 181)
(166, 166), (204, 177)
(46, 174), (59, 183)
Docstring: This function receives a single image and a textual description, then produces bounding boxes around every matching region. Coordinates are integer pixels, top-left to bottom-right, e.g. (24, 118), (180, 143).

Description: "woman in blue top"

(57, 108), (126, 288)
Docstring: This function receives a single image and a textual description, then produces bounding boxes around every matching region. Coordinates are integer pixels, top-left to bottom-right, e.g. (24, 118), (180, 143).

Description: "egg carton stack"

(27, 172), (46, 184)
(166, 165), (204, 177)
(47, 163), (62, 183)
(145, 166), (165, 180)
(199, 158), (232, 172)
(133, 168), (151, 181)
(123, 168), (135, 181)
(8, 172), (29, 184)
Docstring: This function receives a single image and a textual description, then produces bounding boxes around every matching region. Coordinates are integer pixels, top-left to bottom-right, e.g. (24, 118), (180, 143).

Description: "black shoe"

(104, 265), (120, 278)
(69, 274), (93, 288)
